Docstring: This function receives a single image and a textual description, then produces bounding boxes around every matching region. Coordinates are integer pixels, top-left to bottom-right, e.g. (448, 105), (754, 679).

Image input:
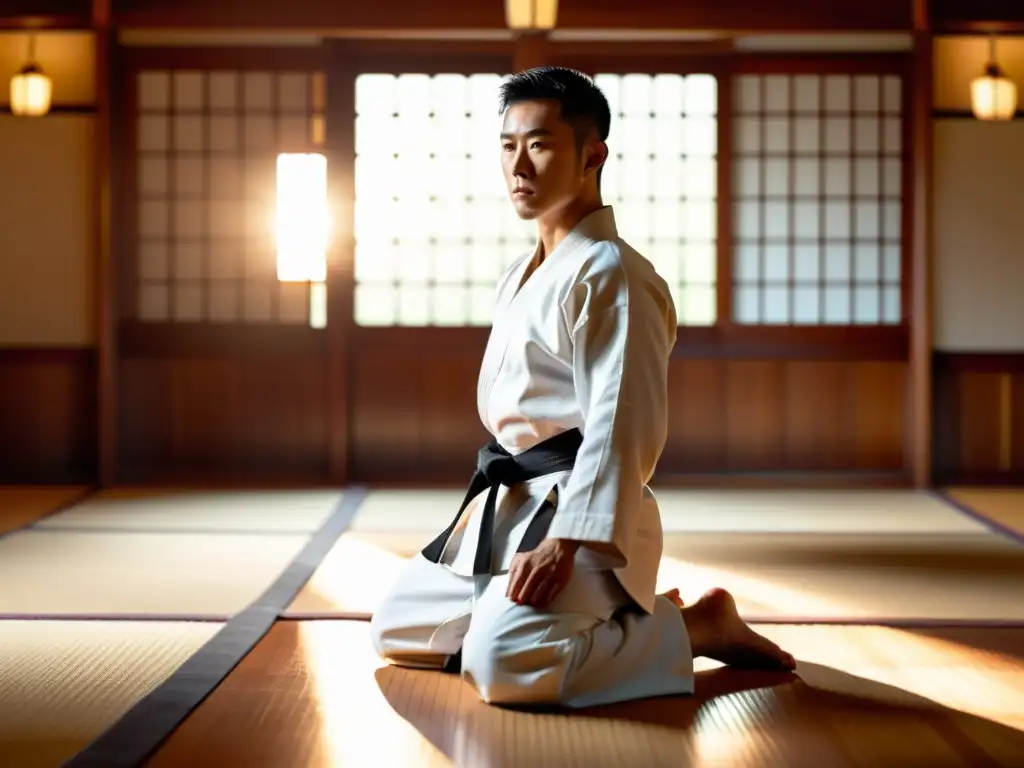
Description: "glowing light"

(971, 67), (1018, 121)
(971, 36), (1018, 122)
(505, 0), (558, 29)
(10, 65), (52, 117)
(275, 152), (329, 283)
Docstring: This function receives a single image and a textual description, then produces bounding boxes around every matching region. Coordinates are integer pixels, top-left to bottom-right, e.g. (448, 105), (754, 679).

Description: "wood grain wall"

(933, 353), (1024, 485)
(346, 328), (908, 486)
(14, 343), (1008, 487)
(350, 356), (907, 485)
(0, 349), (96, 483)
(114, 327), (330, 484)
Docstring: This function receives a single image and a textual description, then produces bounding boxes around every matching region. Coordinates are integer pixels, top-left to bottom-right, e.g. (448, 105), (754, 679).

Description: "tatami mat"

(656, 532), (1024, 622)
(285, 530), (1024, 622)
(0, 619), (222, 768)
(945, 488), (1024, 539)
(35, 489), (342, 534)
(343, 488), (993, 535)
(653, 489), (993, 533)
(285, 488), (1024, 621)
(0, 486), (90, 537)
(0, 529), (310, 617)
(146, 621), (1024, 767)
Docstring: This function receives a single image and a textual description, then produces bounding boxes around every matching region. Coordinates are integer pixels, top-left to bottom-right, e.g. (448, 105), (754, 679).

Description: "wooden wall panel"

(349, 330), (489, 484)
(933, 353), (1024, 484)
(662, 360), (906, 478)
(665, 360), (728, 473)
(0, 349), (96, 483)
(347, 332), (908, 486)
(117, 354), (329, 484)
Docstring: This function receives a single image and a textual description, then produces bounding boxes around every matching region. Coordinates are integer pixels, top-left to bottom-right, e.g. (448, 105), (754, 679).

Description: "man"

(370, 66), (795, 708)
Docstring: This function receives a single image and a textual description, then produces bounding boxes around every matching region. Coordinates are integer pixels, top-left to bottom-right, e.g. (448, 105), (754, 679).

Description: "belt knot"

(476, 443), (525, 486)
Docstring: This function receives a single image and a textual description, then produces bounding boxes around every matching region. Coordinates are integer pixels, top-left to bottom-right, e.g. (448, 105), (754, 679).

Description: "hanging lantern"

(10, 63), (53, 117)
(505, 0), (558, 30)
(9, 34), (52, 118)
(971, 35), (1018, 121)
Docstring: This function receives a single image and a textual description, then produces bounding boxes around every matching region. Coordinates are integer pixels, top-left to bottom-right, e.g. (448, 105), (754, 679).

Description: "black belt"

(421, 428), (583, 575)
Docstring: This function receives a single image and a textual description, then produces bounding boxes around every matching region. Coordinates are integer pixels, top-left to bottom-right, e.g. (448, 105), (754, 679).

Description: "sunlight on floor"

(296, 535), (408, 614)
(299, 622), (452, 767)
(657, 556), (850, 618)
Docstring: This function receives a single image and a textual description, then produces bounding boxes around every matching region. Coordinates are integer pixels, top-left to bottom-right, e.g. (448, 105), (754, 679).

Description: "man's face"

(500, 99), (597, 221)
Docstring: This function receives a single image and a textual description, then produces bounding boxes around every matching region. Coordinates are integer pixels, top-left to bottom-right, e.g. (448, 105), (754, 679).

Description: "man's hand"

(506, 538), (579, 610)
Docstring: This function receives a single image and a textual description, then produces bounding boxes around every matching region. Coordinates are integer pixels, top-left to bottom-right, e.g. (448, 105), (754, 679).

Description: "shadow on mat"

(375, 662), (1024, 767)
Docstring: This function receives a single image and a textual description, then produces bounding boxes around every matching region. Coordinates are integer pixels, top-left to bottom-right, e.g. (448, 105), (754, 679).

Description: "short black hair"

(498, 66), (611, 150)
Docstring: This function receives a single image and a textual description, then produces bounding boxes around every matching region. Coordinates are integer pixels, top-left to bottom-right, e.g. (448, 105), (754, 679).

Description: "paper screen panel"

(731, 73), (903, 325)
(595, 73), (719, 326)
(353, 73), (535, 327)
(133, 69), (327, 326)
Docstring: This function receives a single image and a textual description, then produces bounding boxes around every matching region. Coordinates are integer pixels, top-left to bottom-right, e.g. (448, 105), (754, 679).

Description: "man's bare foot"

(681, 587), (796, 671)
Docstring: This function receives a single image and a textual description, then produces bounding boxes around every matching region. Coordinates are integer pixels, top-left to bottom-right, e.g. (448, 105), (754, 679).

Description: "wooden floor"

(946, 488), (1024, 539)
(2, 485), (1023, 767)
(148, 621), (1024, 767)
(0, 486), (89, 537)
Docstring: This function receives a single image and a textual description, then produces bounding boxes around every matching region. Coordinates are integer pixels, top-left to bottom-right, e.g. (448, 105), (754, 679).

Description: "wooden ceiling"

(0, 0), (1021, 34)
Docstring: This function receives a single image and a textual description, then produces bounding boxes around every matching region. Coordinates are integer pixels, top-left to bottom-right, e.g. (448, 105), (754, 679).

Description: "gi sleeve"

(545, 284), (674, 567)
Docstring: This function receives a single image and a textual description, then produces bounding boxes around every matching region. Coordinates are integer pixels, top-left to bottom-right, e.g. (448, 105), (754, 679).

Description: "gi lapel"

(475, 248), (540, 426)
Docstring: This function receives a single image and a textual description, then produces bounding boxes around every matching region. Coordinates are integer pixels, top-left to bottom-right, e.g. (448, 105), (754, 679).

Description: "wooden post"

(93, 0), (117, 487)
(909, 0), (934, 487)
(513, 31), (550, 72)
(326, 41), (354, 485)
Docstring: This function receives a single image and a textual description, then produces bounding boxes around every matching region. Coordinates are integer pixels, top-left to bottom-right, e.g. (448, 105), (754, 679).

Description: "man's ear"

(584, 139), (608, 175)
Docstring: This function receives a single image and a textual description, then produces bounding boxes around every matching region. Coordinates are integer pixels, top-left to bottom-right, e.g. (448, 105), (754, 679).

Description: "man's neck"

(536, 196), (605, 263)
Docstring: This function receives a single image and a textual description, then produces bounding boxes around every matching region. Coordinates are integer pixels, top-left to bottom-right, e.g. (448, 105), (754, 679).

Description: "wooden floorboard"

(0, 486), (91, 537)
(946, 488), (1024, 539)
(147, 621), (1024, 768)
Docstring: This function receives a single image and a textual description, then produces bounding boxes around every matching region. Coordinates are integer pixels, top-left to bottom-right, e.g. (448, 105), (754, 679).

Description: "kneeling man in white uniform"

(370, 66), (796, 708)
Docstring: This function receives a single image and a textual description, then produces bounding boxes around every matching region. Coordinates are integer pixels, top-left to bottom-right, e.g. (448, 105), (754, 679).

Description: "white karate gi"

(370, 206), (694, 707)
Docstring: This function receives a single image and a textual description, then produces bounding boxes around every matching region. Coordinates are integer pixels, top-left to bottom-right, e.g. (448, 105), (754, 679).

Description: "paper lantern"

(505, 0), (558, 30)
(971, 36), (1017, 122)
(971, 64), (1018, 121)
(10, 65), (52, 117)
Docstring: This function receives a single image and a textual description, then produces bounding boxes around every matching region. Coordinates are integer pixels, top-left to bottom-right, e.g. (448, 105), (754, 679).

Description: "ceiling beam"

(932, 0), (1024, 34)
(2, 0), (918, 33)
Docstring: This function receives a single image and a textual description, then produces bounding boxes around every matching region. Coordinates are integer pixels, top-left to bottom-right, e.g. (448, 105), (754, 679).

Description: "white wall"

(930, 36), (1024, 351)
(0, 114), (96, 346)
(932, 120), (1024, 351)
(0, 31), (96, 347)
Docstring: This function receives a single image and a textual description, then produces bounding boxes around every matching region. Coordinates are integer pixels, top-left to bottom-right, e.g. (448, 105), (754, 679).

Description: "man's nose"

(512, 150), (533, 178)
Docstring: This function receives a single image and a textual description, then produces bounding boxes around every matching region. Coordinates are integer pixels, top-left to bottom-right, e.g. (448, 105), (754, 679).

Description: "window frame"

(333, 42), (518, 358)
(118, 43), (912, 361)
(716, 52), (911, 358)
(555, 48), (910, 359)
(551, 48), (729, 335)
(117, 45), (328, 358)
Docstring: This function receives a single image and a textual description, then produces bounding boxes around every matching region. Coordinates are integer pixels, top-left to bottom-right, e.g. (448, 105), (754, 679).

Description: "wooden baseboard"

(115, 466), (334, 489)
(352, 471), (911, 490)
(935, 473), (1024, 487)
